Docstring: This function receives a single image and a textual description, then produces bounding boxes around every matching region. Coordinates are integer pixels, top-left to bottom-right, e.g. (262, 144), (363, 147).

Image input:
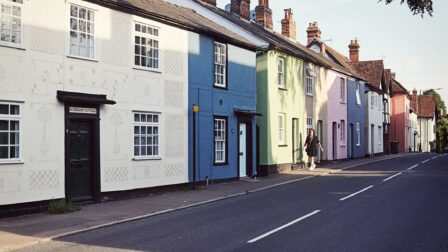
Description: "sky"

(216, 0), (448, 104)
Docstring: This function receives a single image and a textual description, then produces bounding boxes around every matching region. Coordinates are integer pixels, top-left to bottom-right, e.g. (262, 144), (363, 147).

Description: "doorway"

(64, 105), (100, 202)
(317, 120), (323, 162)
(292, 118), (299, 164)
(370, 124), (375, 156)
(68, 120), (94, 201)
(349, 123), (354, 158)
(239, 123), (247, 178)
(332, 122), (337, 160)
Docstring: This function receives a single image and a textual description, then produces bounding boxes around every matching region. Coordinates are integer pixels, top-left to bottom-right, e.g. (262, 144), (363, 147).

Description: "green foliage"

(436, 118), (448, 152)
(48, 199), (80, 214)
(379, 0), (433, 17)
(423, 89), (446, 113)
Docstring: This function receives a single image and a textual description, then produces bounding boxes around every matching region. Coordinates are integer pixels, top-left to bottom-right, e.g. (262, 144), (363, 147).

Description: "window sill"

(278, 144), (288, 147)
(0, 160), (24, 165)
(340, 101), (346, 104)
(213, 162), (229, 166)
(306, 93), (313, 97)
(340, 144), (346, 147)
(0, 43), (25, 51)
(133, 66), (162, 73)
(67, 55), (98, 62)
(278, 87), (287, 91)
(132, 157), (161, 161)
(213, 85), (228, 90)
(356, 144), (361, 147)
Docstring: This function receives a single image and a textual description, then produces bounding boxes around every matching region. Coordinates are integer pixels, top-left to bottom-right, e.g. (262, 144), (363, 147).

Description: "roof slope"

(348, 60), (384, 91)
(189, 0), (361, 78)
(86, 0), (258, 50)
(417, 95), (436, 118)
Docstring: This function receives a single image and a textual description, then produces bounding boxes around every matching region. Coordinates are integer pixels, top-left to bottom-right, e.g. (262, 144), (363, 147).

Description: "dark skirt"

(306, 145), (318, 157)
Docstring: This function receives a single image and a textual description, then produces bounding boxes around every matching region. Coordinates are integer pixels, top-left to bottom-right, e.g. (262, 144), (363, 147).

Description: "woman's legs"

(310, 156), (316, 170)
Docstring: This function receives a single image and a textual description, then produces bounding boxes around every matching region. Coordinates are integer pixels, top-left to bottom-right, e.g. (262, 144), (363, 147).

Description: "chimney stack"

(255, 0), (273, 29)
(231, 0), (251, 21)
(306, 22), (321, 45)
(281, 8), (296, 40)
(348, 39), (360, 62)
(411, 89), (418, 112)
(201, 0), (216, 6)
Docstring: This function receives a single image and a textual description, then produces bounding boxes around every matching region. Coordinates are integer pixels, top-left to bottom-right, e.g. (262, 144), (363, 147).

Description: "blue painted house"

(188, 32), (258, 182)
(346, 78), (366, 158)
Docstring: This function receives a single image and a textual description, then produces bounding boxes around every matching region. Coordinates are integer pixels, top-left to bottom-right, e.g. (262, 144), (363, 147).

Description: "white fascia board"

(165, 0), (269, 48)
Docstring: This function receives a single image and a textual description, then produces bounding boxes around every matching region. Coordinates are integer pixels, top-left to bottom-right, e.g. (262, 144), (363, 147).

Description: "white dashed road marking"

(247, 210), (321, 244)
(383, 172), (402, 182)
(407, 164), (419, 170)
(339, 185), (374, 201)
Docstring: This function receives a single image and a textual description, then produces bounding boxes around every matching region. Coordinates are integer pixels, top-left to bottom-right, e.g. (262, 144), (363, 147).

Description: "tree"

(423, 89), (446, 112)
(379, 0), (433, 17)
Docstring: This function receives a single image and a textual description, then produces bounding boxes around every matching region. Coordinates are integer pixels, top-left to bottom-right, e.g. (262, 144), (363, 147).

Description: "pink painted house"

(326, 71), (348, 160)
(390, 78), (412, 153)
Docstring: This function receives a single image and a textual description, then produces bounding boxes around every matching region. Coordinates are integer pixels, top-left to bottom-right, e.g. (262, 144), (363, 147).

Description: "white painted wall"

(418, 117), (435, 152)
(365, 91), (384, 155)
(0, 0), (188, 205)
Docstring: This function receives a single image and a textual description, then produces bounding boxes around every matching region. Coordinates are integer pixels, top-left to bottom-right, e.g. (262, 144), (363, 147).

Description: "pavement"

(0, 152), (428, 252)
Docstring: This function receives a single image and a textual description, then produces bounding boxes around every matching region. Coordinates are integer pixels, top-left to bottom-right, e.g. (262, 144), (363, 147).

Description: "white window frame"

(306, 77), (314, 96)
(371, 95), (375, 109)
(0, 102), (22, 163)
(356, 83), (361, 105)
(340, 120), (345, 146)
(68, 3), (96, 60)
(0, 0), (23, 48)
(214, 42), (227, 88)
(214, 117), (227, 164)
(356, 122), (361, 146)
(306, 117), (313, 129)
(278, 113), (286, 145)
(133, 112), (161, 160)
(339, 78), (346, 103)
(278, 57), (285, 89)
(133, 22), (160, 71)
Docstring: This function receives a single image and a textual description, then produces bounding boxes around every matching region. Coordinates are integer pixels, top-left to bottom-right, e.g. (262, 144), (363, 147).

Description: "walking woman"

(304, 129), (324, 170)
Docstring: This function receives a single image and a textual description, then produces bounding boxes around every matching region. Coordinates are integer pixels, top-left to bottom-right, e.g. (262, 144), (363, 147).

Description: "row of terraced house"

(0, 0), (437, 211)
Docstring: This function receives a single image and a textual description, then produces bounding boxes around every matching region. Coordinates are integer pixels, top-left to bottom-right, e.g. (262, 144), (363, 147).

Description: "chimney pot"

(306, 21), (321, 45)
(281, 8), (296, 40)
(348, 39), (360, 62)
(231, 0), (251, 21)
(255, 0), (273, 29)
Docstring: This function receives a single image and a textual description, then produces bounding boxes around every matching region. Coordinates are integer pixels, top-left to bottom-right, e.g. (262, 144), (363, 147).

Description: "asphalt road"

(17, 153), (448, 252)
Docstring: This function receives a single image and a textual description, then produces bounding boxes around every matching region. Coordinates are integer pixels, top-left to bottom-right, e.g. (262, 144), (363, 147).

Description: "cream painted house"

(0, 0), (248, 207)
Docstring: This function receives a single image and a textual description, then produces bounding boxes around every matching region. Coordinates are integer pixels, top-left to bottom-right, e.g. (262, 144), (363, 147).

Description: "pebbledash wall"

(0, 0), (188, 205)
(188, 33), (257, 181)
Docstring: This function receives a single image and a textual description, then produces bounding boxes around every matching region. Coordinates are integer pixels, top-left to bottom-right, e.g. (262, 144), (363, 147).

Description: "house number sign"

(69, 107), (97, 114)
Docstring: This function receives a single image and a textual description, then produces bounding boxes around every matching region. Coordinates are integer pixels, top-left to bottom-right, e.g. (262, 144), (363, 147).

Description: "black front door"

(68, 120), (93, 201)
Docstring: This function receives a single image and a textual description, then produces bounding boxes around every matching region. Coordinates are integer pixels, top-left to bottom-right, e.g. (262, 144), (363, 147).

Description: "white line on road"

(247, 210), (321, 244)
(383, 172), (402, 182)
(421, 159), (430, 164)
(339, 185), (374, 201)
(407, 164), (419, 170)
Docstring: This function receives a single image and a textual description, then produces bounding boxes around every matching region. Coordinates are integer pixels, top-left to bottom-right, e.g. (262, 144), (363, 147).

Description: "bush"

(48, 199), (80, 214)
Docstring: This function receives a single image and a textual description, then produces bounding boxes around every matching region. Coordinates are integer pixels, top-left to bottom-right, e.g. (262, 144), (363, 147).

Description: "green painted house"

(256, 50), (306, 174)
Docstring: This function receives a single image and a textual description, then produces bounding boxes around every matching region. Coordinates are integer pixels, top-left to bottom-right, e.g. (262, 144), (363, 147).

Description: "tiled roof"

(86, 0), (258, 50)
(189, 0), (361, 78)
(391, 79), (407, 94)
(348, 60), (384, 91)
(417, 95), (436, 118)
